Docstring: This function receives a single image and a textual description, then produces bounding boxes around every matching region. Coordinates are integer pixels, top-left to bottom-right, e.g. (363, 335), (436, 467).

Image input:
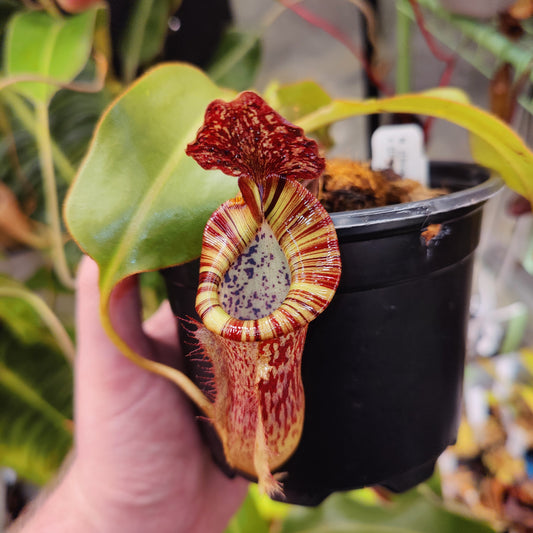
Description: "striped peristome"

(196, 175), (340, 342)
(186, 91), (341, 497)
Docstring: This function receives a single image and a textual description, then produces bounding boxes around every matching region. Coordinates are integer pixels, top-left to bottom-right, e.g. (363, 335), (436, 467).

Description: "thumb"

(74, 256), (178, 461)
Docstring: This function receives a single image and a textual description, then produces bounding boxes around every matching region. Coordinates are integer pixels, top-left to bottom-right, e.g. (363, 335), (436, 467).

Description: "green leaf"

(64, 63), (239, 299)
(267, 80), (333, 123)
(208, 28), (261, 91)
(4, 8), (97, 104)
(281, 488), (495, 533)
(0, 273), (75, 361)
(266, 80), (334, 148)
(0, 275), (57, 349)
(0, 327), (72, 420)
(0, 326), (72, 485)
(0, 70), (110, 196)
(296, 89), (533, 203)
(120, 0), (182, 83)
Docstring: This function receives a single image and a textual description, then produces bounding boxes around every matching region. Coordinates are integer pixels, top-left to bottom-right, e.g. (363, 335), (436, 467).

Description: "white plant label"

(371, 124), (429, 186)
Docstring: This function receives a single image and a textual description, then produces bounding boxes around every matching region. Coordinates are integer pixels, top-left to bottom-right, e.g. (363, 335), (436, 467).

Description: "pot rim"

(329, 168), (503, 232)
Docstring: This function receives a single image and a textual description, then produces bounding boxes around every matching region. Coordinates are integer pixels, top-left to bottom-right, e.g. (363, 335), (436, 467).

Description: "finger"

(76, 256), (152, 357)
(75, 256), (121, 359)
(74, 257), (162, 457)
(144, 300), (178, 349)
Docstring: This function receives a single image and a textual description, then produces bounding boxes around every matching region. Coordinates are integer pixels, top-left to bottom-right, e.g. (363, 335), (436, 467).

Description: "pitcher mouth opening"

(196, 175), (341, 343)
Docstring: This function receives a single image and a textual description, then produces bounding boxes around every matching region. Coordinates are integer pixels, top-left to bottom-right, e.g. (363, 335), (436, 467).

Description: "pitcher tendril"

(186, 91), (341, 497)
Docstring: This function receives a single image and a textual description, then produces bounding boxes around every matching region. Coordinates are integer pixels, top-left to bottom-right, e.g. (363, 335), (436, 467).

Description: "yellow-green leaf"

(297, 90), (533, 202)
(0, 326), (72, 485)
(266, 80), (333, 147)
(4, 8), (97, 104)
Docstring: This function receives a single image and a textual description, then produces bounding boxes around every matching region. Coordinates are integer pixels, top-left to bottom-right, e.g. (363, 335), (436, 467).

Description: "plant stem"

(121, 0), (155, 84)
(407, 0), (457, 89)
(34, 101), (76, 290)
(0, 286), (75, 363)
(37, 0), (62, 18)
(277, 0), (392, 95)
(396, 0), (412, 93)
(2, 90), (76, 184)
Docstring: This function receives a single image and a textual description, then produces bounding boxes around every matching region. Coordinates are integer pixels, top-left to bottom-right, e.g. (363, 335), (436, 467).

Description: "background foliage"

(1, 0), (533, 530)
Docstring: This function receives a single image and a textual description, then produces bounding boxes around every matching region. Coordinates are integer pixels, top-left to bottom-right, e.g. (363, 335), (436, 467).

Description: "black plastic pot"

(161, 161), (502, 506)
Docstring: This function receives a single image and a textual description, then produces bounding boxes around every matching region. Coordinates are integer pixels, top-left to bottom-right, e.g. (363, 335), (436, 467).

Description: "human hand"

(13, 256), (248, 533)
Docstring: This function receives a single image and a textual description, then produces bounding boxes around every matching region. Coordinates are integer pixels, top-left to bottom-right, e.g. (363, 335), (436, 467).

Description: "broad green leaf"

(267, 80), (333, 122)
(266, 80), (333, 147)
(64, 63), (239, 299)
(0, 326), (72, 485)
(296, 90), (533, 203)
(0, 275), (58, 349)
(208, 28), (261, 91)
(0, 274), (75, 362)
(120, 0), (182, 83)
(0, 73), (110, 192)
(0, 318), (72, 419)
(4, 8), (96, 104)
(281, 488), (495, 533)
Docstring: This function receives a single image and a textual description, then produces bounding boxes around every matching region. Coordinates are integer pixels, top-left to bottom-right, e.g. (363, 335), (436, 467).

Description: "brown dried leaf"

(0, 184), (46, 250)
(509, 0), (533, 20)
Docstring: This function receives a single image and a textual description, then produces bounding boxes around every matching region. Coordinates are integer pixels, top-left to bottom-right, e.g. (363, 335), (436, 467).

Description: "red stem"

(278, 0), (393, 96)
(408, 0), (455, 66)
(408, 0), (457, 138)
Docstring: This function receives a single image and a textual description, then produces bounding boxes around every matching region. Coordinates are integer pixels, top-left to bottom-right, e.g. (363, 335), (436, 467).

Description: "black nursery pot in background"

(161, 162), (502, 506)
